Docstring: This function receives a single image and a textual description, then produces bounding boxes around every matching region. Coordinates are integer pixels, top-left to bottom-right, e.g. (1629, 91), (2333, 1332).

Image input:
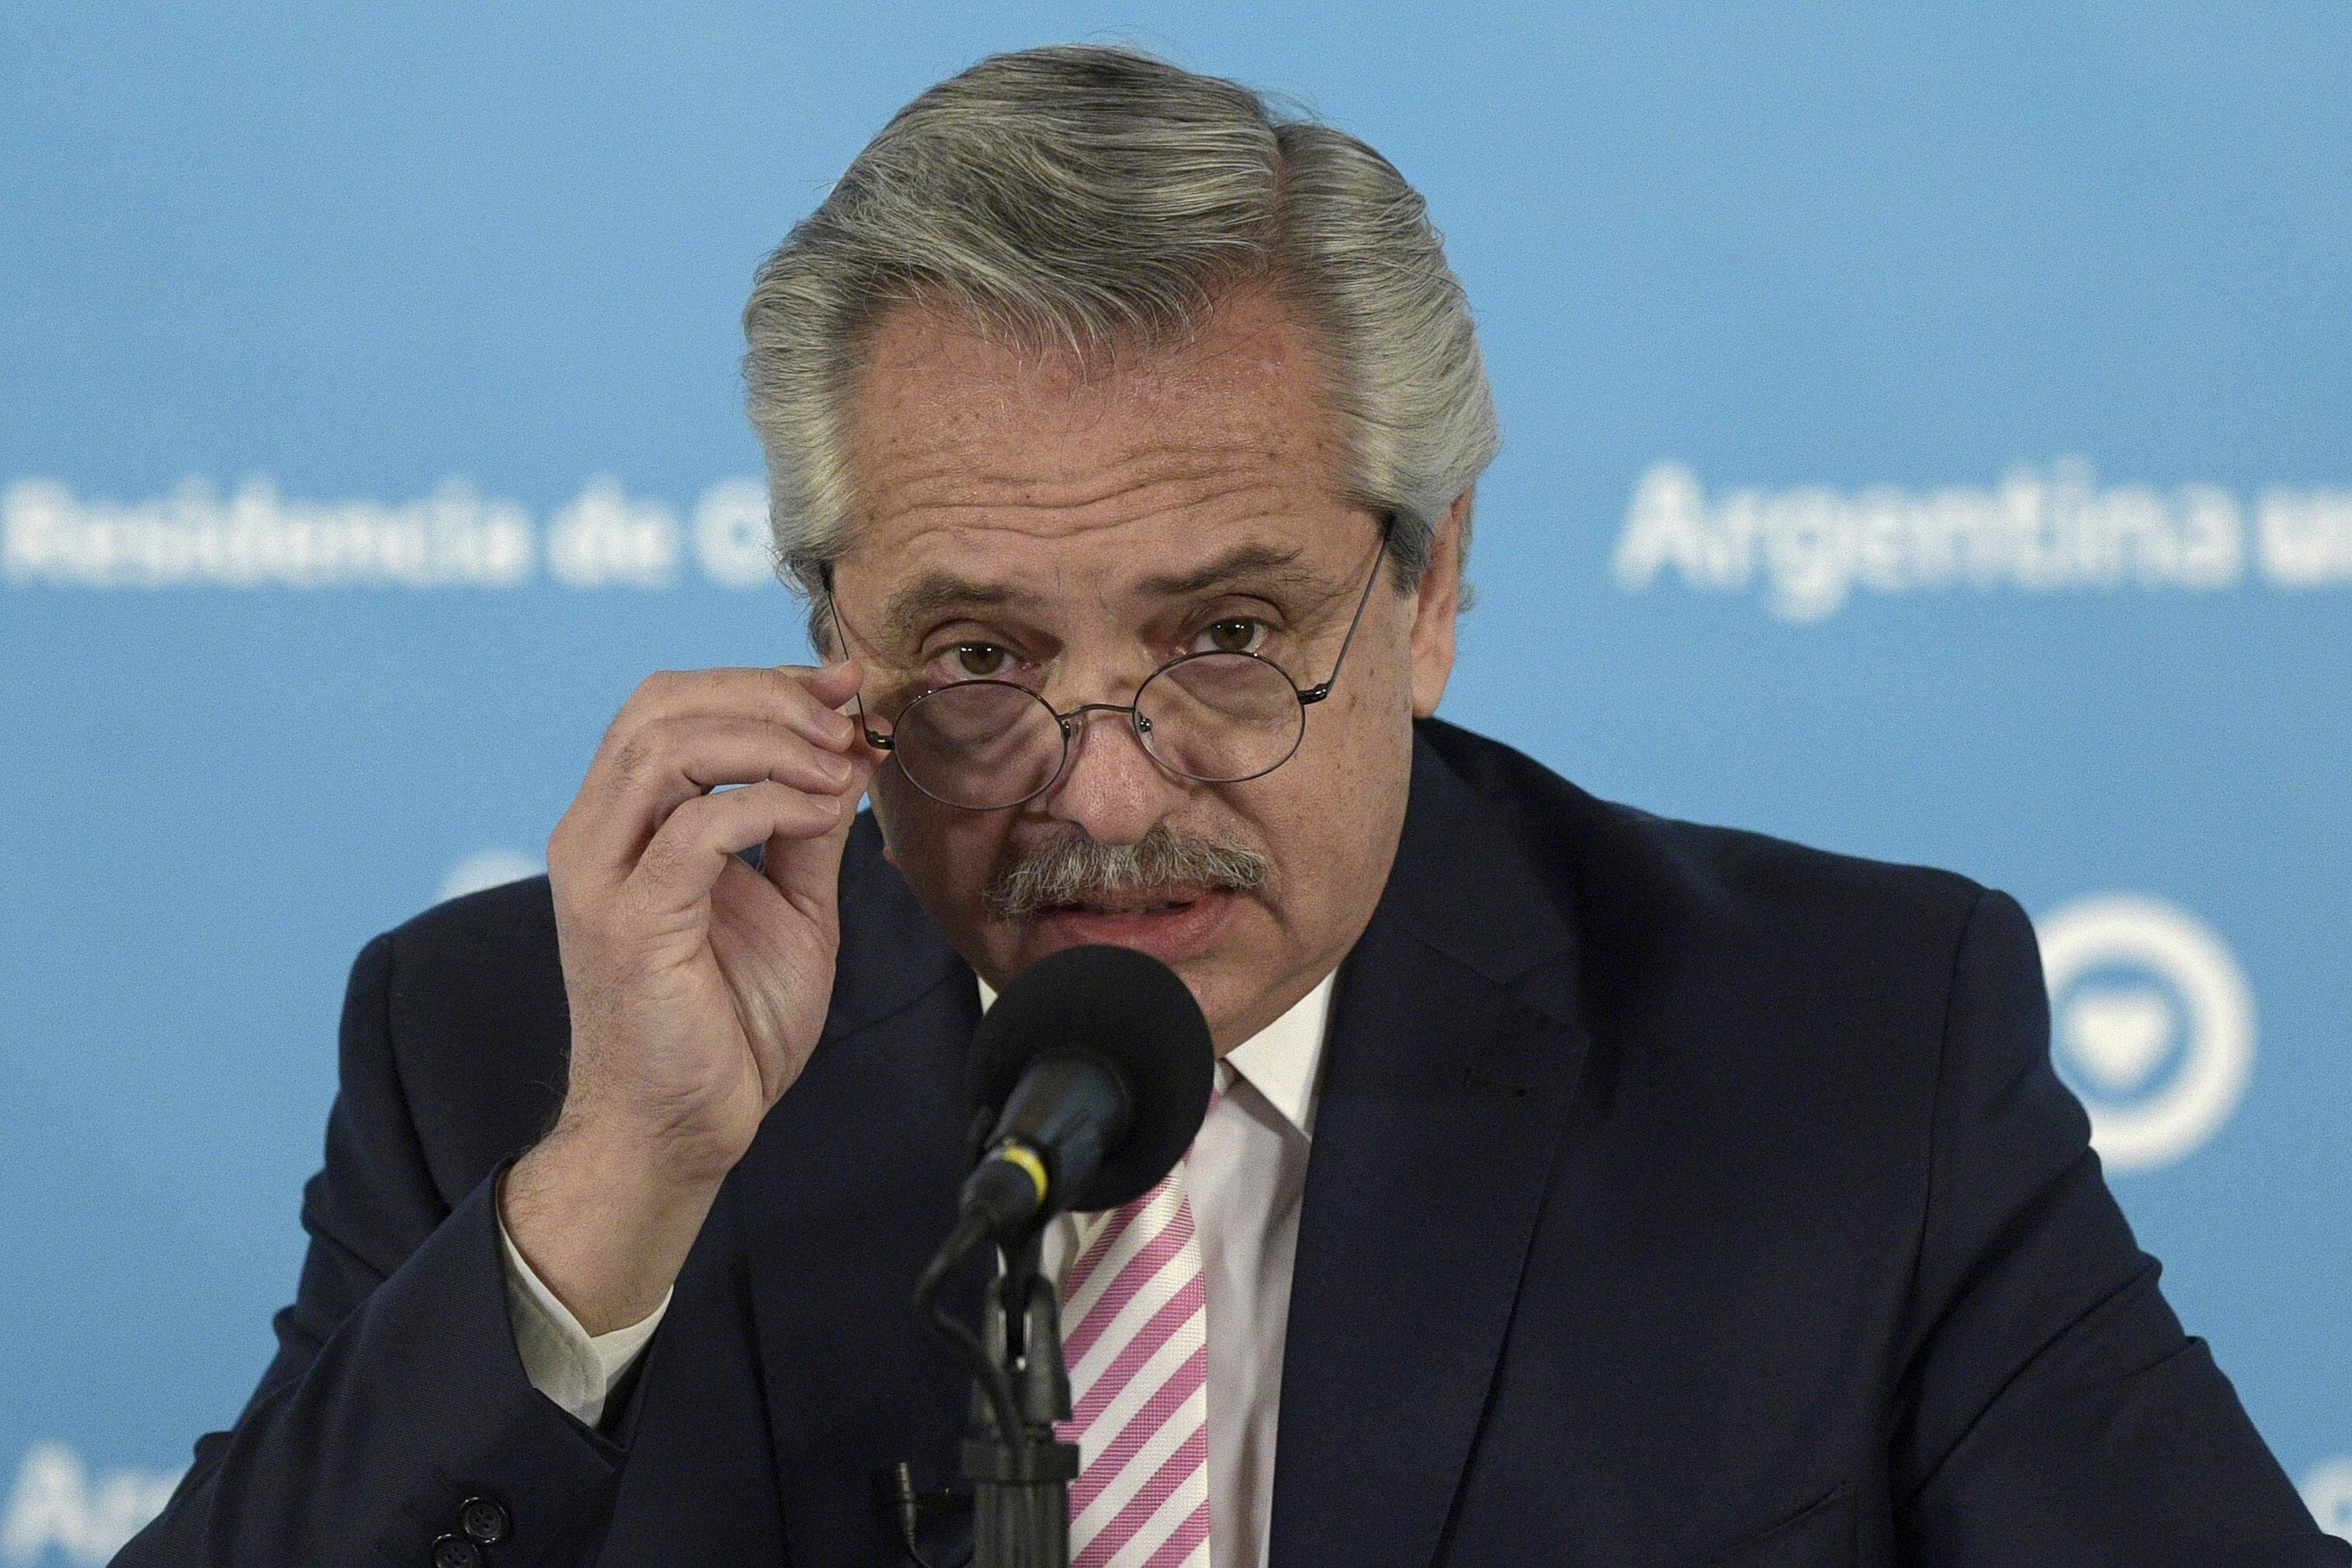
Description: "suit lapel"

(734, 814), (989, 1567)
(1269, 730), (1592, 1568)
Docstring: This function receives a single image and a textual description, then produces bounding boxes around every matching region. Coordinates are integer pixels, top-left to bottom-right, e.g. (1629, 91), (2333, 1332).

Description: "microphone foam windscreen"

(967, 943), (1216, 1212)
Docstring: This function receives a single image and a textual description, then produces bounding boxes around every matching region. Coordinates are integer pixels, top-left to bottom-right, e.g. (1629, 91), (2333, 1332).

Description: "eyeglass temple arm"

(1297, 514), (1395, 706)
(819, 566), (896, 751)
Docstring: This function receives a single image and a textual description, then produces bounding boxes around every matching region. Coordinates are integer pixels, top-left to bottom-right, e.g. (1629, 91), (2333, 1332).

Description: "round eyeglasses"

(824, 520), (1391, 811)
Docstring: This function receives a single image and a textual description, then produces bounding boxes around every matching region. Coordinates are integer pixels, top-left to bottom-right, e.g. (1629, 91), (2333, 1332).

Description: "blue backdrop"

(3, 4), (2347, 1559)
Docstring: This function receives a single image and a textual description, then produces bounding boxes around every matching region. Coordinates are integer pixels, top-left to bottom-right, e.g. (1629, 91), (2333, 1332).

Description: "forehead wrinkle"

(852, 467), (1317, 585)
(841, 285), (1356, 582)
(860, 444), (1309, 534)
(871, 488), (1299, 551)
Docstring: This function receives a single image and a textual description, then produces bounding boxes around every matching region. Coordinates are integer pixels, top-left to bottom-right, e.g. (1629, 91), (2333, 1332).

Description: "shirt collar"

(973, 965), (1335, 1142)
(1220, 969), (1334, 1140)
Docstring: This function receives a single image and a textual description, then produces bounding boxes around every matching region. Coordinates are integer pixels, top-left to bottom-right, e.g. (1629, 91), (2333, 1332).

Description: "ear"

(1408, 490), (1469, 718)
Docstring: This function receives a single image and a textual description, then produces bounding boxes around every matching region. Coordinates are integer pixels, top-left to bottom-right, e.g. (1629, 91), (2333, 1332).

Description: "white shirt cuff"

(496, 1212), (670, 1428)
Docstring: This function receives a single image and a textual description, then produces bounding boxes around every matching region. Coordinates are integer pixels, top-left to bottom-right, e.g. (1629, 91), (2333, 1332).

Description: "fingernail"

(822, 752), (852, 786)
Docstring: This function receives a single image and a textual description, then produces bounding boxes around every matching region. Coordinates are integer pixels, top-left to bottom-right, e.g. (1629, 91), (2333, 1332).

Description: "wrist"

(501, 1121), (723, 1335)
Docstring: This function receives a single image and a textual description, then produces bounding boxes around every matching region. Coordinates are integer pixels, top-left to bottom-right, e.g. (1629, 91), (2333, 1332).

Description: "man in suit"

(123, 43), (2340, 1568)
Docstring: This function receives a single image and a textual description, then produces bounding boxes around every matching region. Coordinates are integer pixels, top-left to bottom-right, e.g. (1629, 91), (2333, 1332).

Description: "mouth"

(1041, 896), (1195, 916)
(1022, 887), (1240, 964)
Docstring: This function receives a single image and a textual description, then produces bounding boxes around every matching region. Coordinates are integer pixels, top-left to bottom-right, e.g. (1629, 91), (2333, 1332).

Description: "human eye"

(1187, 615), (1272, 656)
(925, 639), (1023, 681)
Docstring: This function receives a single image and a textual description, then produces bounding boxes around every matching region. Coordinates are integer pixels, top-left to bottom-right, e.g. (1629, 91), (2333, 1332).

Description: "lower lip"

(1027, 890), (1239, 965)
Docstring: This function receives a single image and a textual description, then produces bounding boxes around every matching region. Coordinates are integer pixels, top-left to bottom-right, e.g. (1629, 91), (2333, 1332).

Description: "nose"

(1038, 704), (1188, 843)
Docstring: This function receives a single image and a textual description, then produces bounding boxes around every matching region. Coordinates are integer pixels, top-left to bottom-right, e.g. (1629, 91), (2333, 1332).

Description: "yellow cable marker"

(995, 1140), (1050, 1204)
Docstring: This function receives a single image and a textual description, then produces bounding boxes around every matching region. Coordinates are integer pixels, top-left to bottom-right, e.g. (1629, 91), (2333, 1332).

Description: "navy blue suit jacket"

(121, 720), (2340, 1567)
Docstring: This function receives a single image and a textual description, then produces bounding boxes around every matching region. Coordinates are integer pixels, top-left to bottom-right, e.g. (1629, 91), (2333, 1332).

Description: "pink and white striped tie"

(1055, 1138), (1211, 1568)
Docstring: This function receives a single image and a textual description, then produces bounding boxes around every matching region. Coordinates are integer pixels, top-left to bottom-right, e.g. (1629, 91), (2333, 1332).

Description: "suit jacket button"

(430, 1534), (483, 1568)
(460, 1496), (511, 1545)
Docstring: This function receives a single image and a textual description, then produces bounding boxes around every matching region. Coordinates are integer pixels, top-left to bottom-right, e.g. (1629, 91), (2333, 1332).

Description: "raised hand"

(502, 660), (875, 1332)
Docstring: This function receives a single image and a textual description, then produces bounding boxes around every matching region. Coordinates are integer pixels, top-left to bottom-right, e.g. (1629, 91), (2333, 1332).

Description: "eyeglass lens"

(889, 652), (1306, 810)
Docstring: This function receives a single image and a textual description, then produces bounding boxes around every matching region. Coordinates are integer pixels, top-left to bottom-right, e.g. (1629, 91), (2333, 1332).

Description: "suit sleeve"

(1891, 887), (2345, 1566)
(114, 932), (632, 1568)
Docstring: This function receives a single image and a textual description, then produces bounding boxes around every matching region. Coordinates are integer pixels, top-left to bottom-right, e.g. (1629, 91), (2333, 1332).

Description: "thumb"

(801, 656), (865, 715)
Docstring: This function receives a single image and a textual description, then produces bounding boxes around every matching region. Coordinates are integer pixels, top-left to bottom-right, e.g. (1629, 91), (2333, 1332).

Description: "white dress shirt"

(500, 968), (1335, 1568)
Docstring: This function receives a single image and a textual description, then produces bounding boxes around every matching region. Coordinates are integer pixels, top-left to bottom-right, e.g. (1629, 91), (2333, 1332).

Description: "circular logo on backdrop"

(438, 846), (544, 904)
(2036, 894), (2256, 1174)
(2303, 1457), (2352, 1543)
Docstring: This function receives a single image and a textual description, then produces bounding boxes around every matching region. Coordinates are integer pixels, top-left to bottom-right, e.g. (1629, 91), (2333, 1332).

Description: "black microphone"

(957, 943), (1216, 1239)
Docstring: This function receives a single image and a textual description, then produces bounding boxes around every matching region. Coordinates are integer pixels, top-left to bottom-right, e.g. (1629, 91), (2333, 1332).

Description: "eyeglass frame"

(818, 513), (1396, 811)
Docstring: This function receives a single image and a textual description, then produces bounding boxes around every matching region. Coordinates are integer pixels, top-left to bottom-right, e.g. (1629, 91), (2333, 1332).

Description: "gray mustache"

(984, 824), (1270, 919)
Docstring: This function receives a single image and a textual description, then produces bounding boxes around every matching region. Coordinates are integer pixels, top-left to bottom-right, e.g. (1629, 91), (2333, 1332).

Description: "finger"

(627, 780), (843, 922)
(582, 716), (859, 873)
(706, 856), (839, 1104)
(605, 665), (861, 759)
(761, 748), (875, 919)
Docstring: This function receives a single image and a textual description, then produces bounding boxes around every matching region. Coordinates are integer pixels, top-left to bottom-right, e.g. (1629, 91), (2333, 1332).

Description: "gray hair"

(741, 44), (1499, 637)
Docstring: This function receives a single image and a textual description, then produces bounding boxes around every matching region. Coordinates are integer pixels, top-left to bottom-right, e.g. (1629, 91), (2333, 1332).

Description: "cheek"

(1265, 659), (1415, 891)
(872, 772), (1002, 894)
(1240, 725), (1399, 905)
(1299, 636), (1415, 790)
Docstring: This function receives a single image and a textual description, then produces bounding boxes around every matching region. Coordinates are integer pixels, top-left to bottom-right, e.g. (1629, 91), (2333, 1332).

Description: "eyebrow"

(872, 541), (1331, 649)
(875, 576), (1024, 650)
(1136, 543), (1320, 598)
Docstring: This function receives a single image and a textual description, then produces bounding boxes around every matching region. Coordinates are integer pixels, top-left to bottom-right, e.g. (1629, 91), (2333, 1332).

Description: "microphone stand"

(914, 1213), (1080, 1568)
(966, 1225), (1079, 1568)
